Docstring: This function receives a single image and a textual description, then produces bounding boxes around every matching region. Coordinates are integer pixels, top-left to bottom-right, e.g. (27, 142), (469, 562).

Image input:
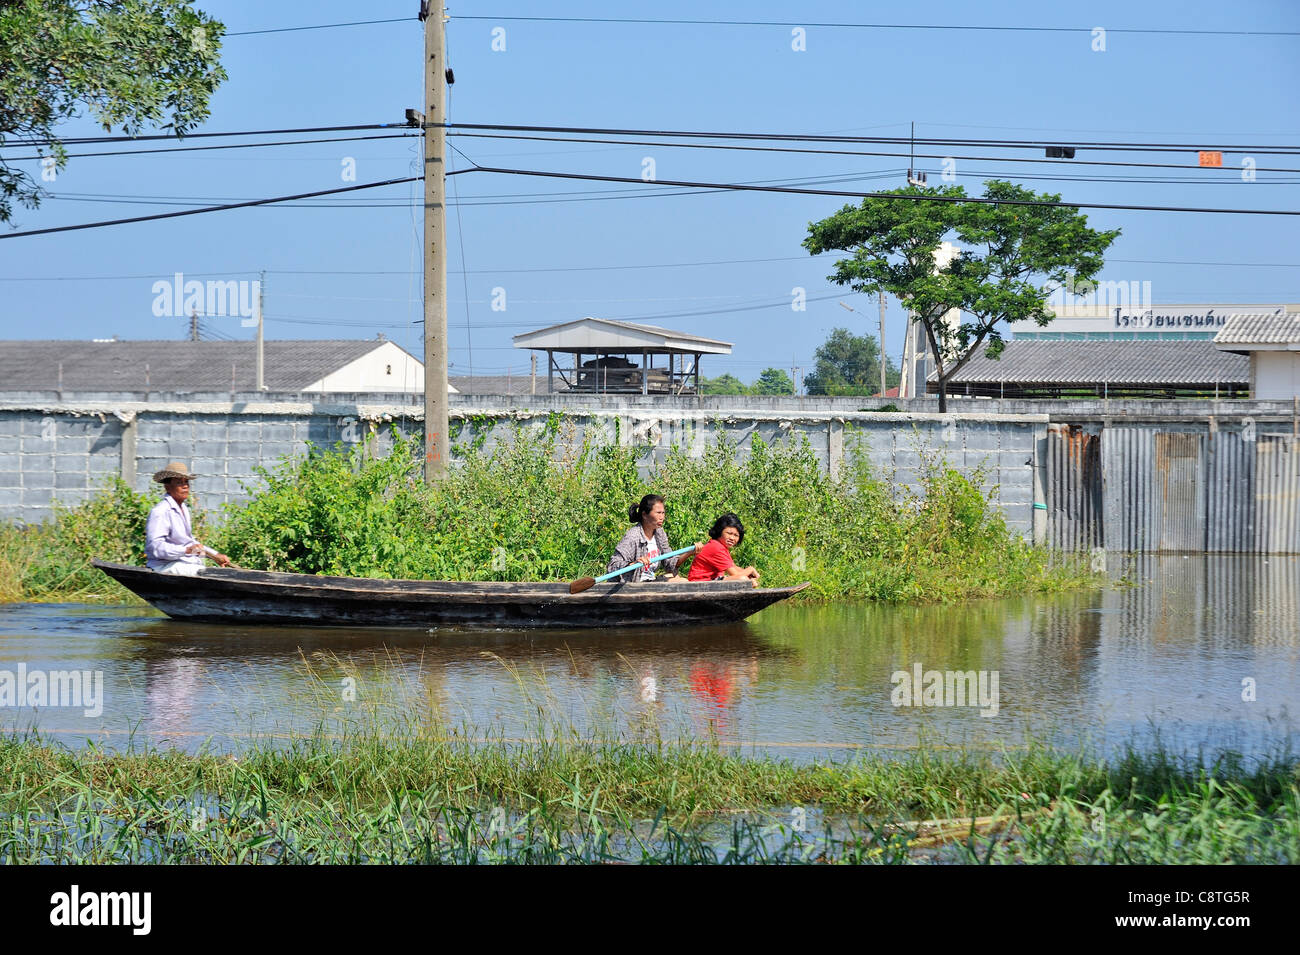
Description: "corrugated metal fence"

(1045, 423), (1102, 551)
(1045, 423), (1300, 556)
(1046, 421), (1300, 553)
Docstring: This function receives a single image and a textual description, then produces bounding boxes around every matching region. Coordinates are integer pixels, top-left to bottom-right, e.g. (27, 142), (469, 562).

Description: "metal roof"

(935, 341), (1248, 386)
(0, 339), (411, 392)
(1213, 312), (1300, 349)
(513, 317), (732, 355)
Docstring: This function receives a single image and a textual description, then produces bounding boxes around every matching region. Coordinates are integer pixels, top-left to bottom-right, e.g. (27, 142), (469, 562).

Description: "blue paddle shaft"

(595, 544), (696, 583)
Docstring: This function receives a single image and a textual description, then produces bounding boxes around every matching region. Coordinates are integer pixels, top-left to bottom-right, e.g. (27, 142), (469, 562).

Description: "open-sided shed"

(513, 317), (732, 395)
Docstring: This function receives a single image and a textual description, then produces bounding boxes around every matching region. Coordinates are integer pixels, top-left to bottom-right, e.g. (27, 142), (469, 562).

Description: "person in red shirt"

(686, 513), (760, 585)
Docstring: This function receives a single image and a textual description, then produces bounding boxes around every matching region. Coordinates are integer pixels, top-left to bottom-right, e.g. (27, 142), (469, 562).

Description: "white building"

(899, 242), (962, 398)
(1015, 303), (1296, 342)
(1214, 312), (1300, 399)
(0, 339), (446, 394)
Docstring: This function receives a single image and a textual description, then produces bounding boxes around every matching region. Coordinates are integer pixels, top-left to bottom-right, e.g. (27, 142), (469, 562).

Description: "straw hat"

(152, 461), (198, 483)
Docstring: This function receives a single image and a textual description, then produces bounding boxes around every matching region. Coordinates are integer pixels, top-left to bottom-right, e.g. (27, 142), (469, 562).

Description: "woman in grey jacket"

(606, 494), (700, 581)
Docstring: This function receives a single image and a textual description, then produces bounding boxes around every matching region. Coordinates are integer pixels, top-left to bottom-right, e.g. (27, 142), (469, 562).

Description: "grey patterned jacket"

(606, 526), (682, 578)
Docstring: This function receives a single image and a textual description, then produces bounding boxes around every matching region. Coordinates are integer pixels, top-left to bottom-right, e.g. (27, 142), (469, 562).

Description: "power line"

(7, 123), (408, 149)
(444, 122), (1300, 155)
(31, 170), (913, 212)
(450, 14), (1300, 39)
(447, 131), (1300, 173)
(1, 133), (417, 163)
(0, 176), (425, 240)
(467, 165), (1300, 216)
(4, 254), (1296, 284)
(10, 121), (1295, 154)
(226, 17), (413, 37)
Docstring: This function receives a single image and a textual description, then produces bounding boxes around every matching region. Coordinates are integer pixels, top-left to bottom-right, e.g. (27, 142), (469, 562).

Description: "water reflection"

(0, 556), (1295, 760)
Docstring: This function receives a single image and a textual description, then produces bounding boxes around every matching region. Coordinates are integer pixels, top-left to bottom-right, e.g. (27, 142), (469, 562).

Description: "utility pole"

(256, 270), (266, 391)
(420, 1), (449, 480)
(189, 309), (199, 341)
(878, 291), (888, 397)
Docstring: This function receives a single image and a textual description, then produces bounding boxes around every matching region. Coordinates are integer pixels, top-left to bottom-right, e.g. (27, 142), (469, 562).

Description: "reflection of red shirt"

(690, 666), (733, 710)
(687, 539), (734, 581)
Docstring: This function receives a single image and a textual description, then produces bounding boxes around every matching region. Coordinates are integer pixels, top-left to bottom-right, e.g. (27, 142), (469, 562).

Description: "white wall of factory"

(1253, 352), (1300, 400)
(302, 341), (433, 393)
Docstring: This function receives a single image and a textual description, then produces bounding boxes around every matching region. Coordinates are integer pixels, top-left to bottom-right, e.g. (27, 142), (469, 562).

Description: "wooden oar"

(569, 545), (696, 595)
(201, 546), (245, 571)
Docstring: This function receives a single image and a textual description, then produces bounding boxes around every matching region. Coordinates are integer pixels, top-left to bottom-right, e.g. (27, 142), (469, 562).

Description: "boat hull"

(91, 561), (809, 630)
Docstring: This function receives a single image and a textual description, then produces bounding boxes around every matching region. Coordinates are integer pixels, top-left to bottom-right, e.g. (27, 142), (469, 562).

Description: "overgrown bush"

(0, 477), (154, 602)
(209, 423), (1090, 602)
(0, 423), (1094, 603)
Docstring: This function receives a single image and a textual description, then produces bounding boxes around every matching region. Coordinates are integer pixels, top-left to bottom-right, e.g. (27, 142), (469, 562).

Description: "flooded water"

(1, 556), (1296, 761)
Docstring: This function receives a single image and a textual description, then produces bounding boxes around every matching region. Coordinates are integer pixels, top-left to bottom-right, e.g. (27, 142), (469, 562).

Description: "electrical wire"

(226, 17), (414, 37)
(447, 131), (1300, 173)
(0, 133), (418, 163)
(0, 176), (432, 239)
(466, 165), (1300, 216)
(443, 122), (1300, 155)
(448, 14), (1300, 39)
(8, 123), (411, 148)
(3, 253), (1296, 284)
(10, 122), (1295, 154)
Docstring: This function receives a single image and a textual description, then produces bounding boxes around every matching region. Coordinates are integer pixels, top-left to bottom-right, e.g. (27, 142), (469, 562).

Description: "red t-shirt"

(687, 539), (734, 581)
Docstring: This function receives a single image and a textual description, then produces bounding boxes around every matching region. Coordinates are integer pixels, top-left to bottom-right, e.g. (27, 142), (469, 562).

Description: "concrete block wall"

(0, 393), (1045, 538)
(0, 410), (124, 521)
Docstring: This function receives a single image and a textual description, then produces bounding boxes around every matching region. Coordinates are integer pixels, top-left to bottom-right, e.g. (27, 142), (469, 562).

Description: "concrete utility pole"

(878, 291), (888, 397)
(421, 1), (449, 480)
(256, 270), (265, 391)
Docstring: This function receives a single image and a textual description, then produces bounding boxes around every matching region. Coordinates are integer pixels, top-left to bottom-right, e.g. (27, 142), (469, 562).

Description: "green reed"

(0, 729), (1294, 864)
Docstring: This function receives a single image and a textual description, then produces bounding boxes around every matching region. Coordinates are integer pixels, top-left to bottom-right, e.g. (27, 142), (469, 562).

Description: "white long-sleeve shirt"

(145, 495), (202, 570)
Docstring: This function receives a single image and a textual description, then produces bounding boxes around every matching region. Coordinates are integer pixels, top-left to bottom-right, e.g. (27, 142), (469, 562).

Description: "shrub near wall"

(214, 426), (1089, 602)
(0, 478), (153, 602)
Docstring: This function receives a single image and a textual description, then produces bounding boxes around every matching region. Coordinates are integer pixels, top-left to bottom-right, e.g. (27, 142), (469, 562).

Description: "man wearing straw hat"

(144, 462), (230, 575)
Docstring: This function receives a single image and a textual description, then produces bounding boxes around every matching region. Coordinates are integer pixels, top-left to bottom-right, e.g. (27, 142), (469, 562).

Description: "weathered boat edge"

(92, 560), (810, 630)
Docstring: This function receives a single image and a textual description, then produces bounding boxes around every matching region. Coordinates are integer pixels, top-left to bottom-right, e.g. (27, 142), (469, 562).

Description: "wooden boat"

(91, 560), (809, 630)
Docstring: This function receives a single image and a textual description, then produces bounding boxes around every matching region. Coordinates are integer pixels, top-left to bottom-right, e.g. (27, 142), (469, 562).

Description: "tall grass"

(0, 731), (1294, 863)
(0, 478), (153, 603)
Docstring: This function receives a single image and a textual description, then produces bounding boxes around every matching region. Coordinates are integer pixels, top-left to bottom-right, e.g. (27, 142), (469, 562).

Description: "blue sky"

(1, 0), (1297, 384)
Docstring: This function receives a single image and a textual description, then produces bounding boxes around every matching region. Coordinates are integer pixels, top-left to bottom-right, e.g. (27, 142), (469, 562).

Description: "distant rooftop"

(932, 341), (1248, 397)
(1214, 312), (1300, 350)
(513, 317), (732, 355)
(0, 339), (427, 393)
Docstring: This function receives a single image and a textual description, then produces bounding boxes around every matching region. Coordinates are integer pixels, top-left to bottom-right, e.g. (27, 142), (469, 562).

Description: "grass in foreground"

(1, 731), (1294, 864)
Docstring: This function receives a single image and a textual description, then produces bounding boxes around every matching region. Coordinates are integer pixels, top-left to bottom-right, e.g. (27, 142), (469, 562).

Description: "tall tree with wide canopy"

(0, 0), (226, 225)
(804, 181), (1120, 411)
(752, 366), (795, 395)
(803, 327), (898, 396)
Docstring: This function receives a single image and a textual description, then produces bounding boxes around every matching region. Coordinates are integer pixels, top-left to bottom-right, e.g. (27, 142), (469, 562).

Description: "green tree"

(804, 327), (899, 396)
(1, 0), (226, 224)
(752, 367), (795, 395)
(804, 180), (1119, 411)
(699, 373), (750, 395)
